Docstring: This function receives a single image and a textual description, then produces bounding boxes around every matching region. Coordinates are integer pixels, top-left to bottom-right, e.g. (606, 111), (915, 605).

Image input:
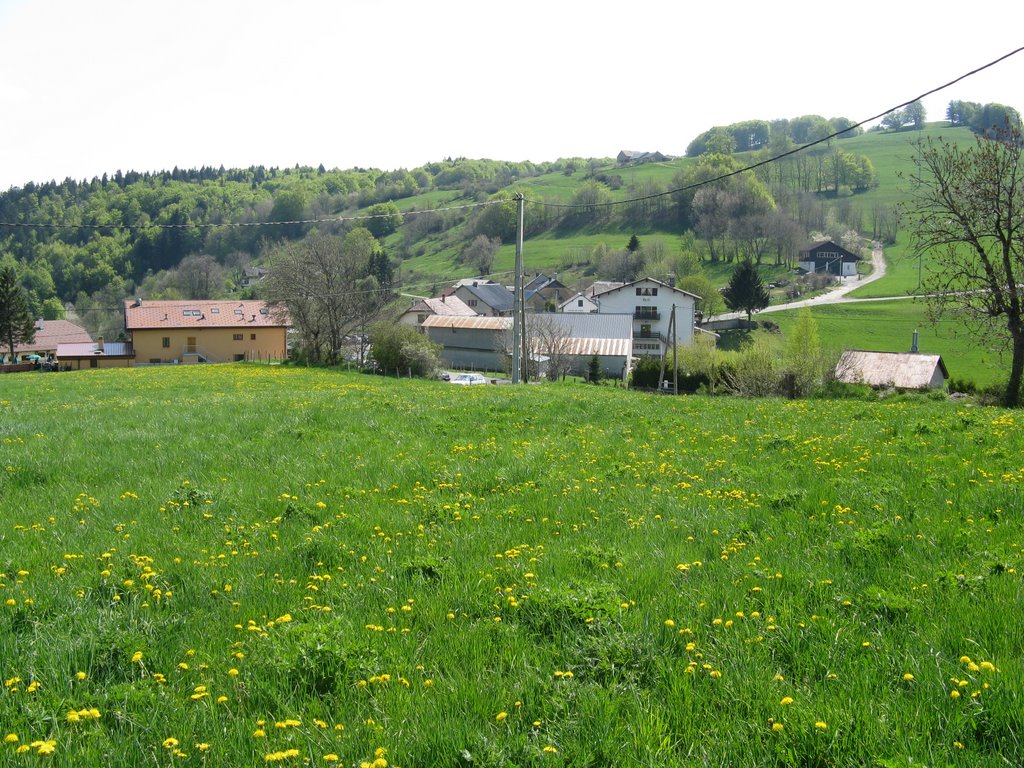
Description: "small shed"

(835, 350), (949, 390)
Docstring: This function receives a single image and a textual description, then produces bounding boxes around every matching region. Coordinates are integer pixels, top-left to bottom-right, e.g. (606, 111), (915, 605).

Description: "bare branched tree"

(904, 126), (1024, 406)
(262, 229), (390, 364)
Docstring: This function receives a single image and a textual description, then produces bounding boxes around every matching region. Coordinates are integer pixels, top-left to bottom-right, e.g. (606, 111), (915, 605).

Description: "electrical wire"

(522, 45), (1024, 210)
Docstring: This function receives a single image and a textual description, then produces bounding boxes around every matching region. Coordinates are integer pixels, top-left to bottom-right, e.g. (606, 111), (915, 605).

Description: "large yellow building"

(124, 299), (289, 365)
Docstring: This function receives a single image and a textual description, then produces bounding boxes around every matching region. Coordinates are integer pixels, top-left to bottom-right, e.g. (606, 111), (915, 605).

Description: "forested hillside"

(0, 101), (1016, 341)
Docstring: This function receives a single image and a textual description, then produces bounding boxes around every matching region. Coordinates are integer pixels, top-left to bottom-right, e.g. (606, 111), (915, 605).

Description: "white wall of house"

(799, 260), (858, 277)
(595, 279), (696, 355)
(561, 294), (598, 313)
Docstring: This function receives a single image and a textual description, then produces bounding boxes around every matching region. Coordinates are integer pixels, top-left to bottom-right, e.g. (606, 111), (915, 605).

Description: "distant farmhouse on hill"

(617, 150), (670, 166)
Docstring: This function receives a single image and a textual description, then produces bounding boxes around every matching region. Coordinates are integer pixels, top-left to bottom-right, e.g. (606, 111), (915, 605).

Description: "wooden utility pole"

(512, 193), (525, 384)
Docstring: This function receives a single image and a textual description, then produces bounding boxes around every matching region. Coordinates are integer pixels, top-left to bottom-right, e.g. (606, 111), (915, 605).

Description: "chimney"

(96, 336), (104, 352)
(134, 297), (142, 307)
(910, 330), (919, 353)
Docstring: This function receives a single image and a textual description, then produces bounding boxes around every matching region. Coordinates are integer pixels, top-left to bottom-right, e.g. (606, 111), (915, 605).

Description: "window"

(636, 288), (643, 296)
(234, 309), (244, 315)
(234, 354), (245, 362)
(250, 333), (256, 340)
(149, 358), (161, 364)
(577, 299), (584, 307)
(467, 299), (477, 307)
(211, 307), (220, 314)
(417, 314), (427, 324)
(651, 288), (658, 296)
(259, 307), (269, 315)
(162, 337), (170, 348)
(233, 333), (243, 341)
(89, 358), (98, 369)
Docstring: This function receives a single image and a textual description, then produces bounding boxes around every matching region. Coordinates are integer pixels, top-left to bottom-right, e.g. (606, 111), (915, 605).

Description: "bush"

(629, 356), (662, 389)
(722, 339), (779, 397)
(369, 322), (442, 378)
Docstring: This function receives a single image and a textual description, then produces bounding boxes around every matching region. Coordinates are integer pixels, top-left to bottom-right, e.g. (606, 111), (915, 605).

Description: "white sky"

(1, 0), (1022, 190)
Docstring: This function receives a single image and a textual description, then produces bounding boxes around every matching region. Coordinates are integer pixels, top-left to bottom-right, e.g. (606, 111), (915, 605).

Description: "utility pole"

(511, 193), (525, 384)
(671, 304), (678, 395)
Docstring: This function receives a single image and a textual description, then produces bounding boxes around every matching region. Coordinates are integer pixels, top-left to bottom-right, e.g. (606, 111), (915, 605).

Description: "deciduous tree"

(904, 127), (1024, 406)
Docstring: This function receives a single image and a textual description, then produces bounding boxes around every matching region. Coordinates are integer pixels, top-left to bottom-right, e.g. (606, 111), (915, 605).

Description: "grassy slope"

(761, 301), (1004, 387)
(0, 366), (1022, 766)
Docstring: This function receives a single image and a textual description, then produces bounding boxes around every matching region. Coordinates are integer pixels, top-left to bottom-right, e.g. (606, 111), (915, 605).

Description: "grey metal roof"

(835, 350), (948, 389)
(463, 283), (515, 311)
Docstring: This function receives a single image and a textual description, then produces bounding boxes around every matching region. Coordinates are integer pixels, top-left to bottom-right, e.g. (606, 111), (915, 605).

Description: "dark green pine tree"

(0, 266), (37, 360)
(626, 234), (641, 253)
(722, 259), (770, 322)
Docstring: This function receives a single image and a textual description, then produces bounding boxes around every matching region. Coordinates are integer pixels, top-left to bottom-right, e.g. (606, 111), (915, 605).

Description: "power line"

(523, 45), (1024, 210)
(2, 46), (1021, 236)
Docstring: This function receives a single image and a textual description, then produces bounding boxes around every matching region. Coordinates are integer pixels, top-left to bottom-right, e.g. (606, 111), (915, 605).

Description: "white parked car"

(450, 373), (488, 386)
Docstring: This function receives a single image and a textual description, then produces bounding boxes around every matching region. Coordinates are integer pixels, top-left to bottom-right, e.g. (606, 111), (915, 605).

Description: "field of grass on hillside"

(1, 365), (1021, 767)
(759, 300), (1005, 388)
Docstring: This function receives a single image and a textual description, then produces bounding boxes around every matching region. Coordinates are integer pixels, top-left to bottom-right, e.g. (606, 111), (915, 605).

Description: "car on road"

(449, 373), (488, 386)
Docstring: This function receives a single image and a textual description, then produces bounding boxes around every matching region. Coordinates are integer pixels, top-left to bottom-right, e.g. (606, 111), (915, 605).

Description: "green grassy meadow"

(762, 300), (1005, 387)
(1, 365), (1022, 766)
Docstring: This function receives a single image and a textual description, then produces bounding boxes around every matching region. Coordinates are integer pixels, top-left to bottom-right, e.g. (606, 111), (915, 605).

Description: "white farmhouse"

(592, 278), (700, 357)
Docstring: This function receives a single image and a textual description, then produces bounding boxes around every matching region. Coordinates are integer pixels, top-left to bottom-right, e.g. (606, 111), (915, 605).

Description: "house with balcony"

(592, 278), (700, 357)
(124, 299), (289, 364)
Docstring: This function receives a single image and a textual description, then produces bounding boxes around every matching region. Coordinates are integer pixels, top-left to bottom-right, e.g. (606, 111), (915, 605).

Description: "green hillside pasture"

(766, 300), (1005, 386)
(1, 365), (1022, 766)
(846, 232), (934, 299)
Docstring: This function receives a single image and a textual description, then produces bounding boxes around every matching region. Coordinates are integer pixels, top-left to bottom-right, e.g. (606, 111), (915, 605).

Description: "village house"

(8, 319), (92, 363)
(422, 312), (633, 380)
(559, 292), (598, 313)
(592, 278), (700, 357)
(124, 298), (288, 365)
(446, 281), (515, 317)
(397, 294), (476, 328)
(56, 336), (134, 370)
(798, 241), (862, 277)
(522, 273), (568, 312)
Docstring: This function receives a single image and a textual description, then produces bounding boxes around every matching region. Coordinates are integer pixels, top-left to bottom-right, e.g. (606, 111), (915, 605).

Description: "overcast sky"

(1, 0), (1022, 191)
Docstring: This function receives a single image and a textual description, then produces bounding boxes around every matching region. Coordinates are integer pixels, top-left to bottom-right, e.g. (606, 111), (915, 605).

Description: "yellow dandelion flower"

(902, 673), (914, 682)
(780, 696), (794, 706)
(163, 737), (180, 750)
(324, 756), (339, 763)
(664, 619), (675, 628)
(814, 721), (828, 731)
(253, 729), (266, 738)
(496, 712), (508, 722)
(227, 668), (239, 677)
(980, 661), (997, 673)
(75, 671), (87, 681)
(131, 651), (143, 663)
(950, 690), (960, 699)
(772, 722), (784, 733)
(543, 745), (558, 753)
(4, 734), (18, 744)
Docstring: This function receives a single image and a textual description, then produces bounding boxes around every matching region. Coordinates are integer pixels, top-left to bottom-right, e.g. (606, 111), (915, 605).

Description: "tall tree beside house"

(0, 265), (36, 359)
(904, 126), (1024, 407)
(261, 229), (390, 364)
(722, 259), (770, 322)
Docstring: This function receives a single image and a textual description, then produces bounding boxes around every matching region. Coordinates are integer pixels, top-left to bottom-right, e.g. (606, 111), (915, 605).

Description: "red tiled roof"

(124, 299), (288, 330)
(14, 320), (92, 355)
